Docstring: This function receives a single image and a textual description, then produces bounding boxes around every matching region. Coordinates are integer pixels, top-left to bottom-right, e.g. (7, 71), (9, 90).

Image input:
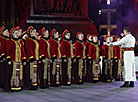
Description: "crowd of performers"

(0, 26), (124, 92)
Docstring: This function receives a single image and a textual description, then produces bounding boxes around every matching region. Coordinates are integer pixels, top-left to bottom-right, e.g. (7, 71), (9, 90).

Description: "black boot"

(120, 81), (129, 88)
(130, 81), (134, 87)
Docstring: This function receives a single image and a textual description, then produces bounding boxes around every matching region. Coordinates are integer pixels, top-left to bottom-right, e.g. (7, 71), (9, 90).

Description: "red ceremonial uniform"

(88, 43), (100, 60)
(23, 26), (39, 90)
(49, 29), (61, 86)
(102, 35), (114, 82)
(4, 27), (27, 91)
(6, 39), (26, 62)
(113, 37), (122, 80)
(85, 34), (92, 56)
(60, 40), (73, 58)
(85, 41), (90, 56)
(87, 35), (101, 82)
(49, 38), (61, 58)
(84, 34), (92, 82)
(60, 29), (73, 85)
(25, 37), (39, 61)
(74, 32), (86, 84)
(0, 36), (9, 58)
(113, 46), (122, 59)
(0, 35), (9, 88)
(39, 37), (51, 59)
(38, 27), (51, 88)
(102, 44), (113, 60)
(75, 40), (85, 59)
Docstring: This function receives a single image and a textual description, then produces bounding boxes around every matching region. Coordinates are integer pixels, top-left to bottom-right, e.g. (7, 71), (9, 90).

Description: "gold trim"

(29, 56), (34, 59)
(67, 82), (71, 84)
(11, 87), (22, 90)
(90, 42), (100, 60)
(53, 55), (56, 57)
(57, 65), (60, 67)
(88, 57), (91, 59)
(77, 40), (86, 59)
(42, 39), (51, 58)
(23, 57), (26, 59)
(62, 55), (66, 57)
(64, 40), (74, 58)
(107, 80), (111, 82)
(1, 53), (5, 56)
(56, 82), (60, 84)
(16, 69), (20, 71)
(33, 83), (37, 86)
(33, 65), (37, 67)
(7, 56), (11, 59)
(76, 56), (80, 58)
(93, 78), (99, 80)
(40, 54), (45, 58)
(33, 40), (39, 60)
(52, 39), (61, 58)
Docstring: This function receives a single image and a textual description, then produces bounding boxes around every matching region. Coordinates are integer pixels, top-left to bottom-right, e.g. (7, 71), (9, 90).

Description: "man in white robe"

(109, 27), (136, 88)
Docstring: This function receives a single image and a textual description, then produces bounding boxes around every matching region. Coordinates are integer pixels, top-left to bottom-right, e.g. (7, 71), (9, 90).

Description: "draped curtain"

(32, 0), (86, 16)
(16, 0), (31, 29)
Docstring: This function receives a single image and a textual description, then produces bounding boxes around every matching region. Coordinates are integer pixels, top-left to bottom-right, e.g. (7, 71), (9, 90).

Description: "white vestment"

(111, 34), (136, 81)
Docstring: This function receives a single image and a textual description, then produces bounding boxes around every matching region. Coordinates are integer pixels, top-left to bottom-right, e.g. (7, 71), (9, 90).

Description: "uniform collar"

(53, 37), (58, 41)
(77, 39), (83, 42)
(64, 38), (70, 41)
(29, 36), (36, 40)
(42, 37), (49, 41)
(12, 37), (19, 41)
(2, 35), (9, 39)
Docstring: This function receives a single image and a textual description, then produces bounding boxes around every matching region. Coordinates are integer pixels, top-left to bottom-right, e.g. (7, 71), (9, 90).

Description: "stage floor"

(0, 81), (138, 102)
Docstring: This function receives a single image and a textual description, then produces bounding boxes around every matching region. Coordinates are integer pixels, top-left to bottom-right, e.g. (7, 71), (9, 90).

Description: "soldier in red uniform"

(60, 29), (73, 85)
(38, 27), (51, 88)
(0, 26), (10, 89)
(85, 34), (92, 56)
(102, 35), (114, 82)
(5, 27), (26, 91)
(88, 35), (101, 82)
(85, 34), (92, 82)
(49, 28), (61, 87)
(74, 32), (86, 84)
(24, 26), (39, 90)
(113, 36), (122, 81)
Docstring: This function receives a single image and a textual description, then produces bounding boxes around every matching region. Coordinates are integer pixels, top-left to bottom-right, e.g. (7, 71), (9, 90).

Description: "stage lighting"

(107, 0), (111, 5)
(99, 10), (102, 15)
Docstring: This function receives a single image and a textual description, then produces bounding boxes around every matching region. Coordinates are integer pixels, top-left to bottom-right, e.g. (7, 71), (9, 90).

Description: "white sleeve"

(111, 37), (127, 46)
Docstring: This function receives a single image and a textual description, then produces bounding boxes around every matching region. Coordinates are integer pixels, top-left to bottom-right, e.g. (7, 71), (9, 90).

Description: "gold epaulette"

(39, 54), (45, 58)
(88, 57), (91, 59)
(29, 56), (34, 59)
(6, 56), (11, 59)
(23, 57), (26, 59)
(53, 55), (56, 57)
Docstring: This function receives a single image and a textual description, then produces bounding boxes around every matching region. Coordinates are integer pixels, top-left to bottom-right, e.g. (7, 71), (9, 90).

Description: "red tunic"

(74, 40), (86, 59)
(85, 41), (91, 56)
(60, 39), (73, 58)
(39, 37), (51, 59)
(49, 38), (61, 58)
(113, 46), (122, 59)
(6, 39), (26, 62)
(0, 36), (9, 58)
(102, 44), (113, 60)
(25, 37), (39, 61)
(88, 43), (100, 60)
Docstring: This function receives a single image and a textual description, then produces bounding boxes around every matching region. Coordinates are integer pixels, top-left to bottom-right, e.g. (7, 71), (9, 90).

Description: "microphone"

(121, 33), (124, 37)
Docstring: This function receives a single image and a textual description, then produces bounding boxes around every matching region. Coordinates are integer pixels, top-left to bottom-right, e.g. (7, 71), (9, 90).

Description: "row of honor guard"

(0, 26), (123, 92)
